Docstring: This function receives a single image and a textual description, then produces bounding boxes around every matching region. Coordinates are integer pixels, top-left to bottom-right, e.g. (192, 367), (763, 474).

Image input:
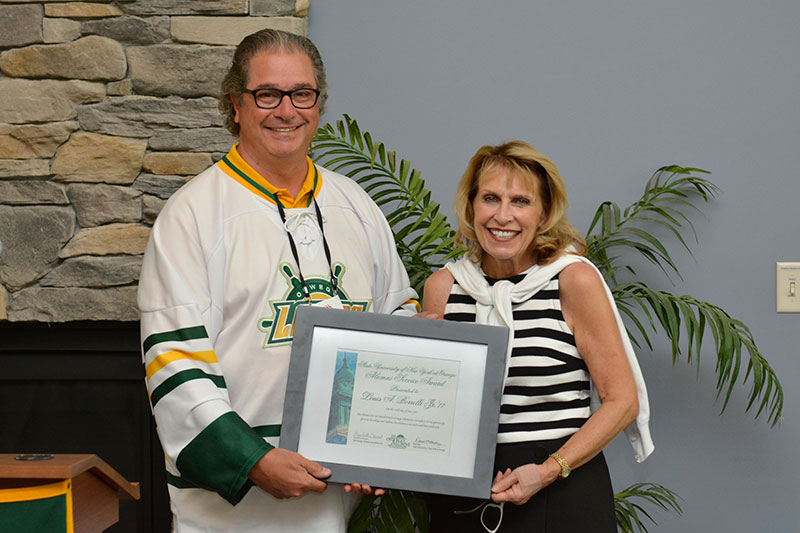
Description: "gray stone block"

(148, 127), (236, 152)
(0, 205), (75, 290)
(0, 181), (69, 205)
(40, 255), (143, 288)
(81, 15), (170, 45)
(142, 194), (166, 224)
(250, 0), (298, 16)
(78, 96), (224, 137)
(7, 286), (140, 322)
(127, 44), (233, 97)
(67, 183), (143, 226)
(0, 4), (43, 48)
(132, 173), (187, 199)
(116, 0), (247, 16)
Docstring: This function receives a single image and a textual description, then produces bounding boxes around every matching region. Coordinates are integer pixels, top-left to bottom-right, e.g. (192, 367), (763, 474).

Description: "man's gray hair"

(219, 29), (327, 136)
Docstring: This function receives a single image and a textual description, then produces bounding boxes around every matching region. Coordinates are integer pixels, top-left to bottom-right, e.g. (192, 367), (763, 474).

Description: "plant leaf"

(312, 116), (464, 296)
(615, 482), (683, 533)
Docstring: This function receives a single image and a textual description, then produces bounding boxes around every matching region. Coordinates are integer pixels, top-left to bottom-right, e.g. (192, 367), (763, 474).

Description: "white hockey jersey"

(138, 145), (418, 532)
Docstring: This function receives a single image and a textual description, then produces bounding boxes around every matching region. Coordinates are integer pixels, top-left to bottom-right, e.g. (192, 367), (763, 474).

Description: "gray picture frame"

(280, 305), (509, 499)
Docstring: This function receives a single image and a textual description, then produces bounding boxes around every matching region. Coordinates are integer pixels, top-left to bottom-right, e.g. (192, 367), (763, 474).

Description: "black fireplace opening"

(1, 321), (171, 533)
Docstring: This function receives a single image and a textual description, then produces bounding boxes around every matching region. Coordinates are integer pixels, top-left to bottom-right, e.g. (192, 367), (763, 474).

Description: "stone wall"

(0, 0), (309, 322)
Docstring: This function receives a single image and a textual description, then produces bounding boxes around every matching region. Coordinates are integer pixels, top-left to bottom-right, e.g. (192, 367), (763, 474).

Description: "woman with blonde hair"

(424, 141), (652, 532)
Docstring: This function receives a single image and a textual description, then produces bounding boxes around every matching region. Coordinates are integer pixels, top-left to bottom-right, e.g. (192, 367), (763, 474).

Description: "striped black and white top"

(445, 272), (591, 444)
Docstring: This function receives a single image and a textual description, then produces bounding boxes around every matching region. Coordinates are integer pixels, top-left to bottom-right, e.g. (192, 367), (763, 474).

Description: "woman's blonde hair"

(454, 141), (586, 265)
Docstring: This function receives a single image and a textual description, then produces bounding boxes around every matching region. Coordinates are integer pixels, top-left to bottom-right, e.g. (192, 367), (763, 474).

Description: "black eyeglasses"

(242, 87), (320, 109)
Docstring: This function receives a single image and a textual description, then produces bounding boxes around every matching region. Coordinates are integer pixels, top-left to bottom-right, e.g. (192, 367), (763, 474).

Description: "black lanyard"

(275, 198), (338, 301)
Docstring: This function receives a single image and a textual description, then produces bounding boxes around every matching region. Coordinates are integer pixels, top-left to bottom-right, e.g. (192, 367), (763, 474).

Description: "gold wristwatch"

(549, 452), (571, 478)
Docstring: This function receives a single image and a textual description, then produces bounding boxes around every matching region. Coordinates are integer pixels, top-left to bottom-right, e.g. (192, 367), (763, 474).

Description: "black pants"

(429, 437), (616, 532)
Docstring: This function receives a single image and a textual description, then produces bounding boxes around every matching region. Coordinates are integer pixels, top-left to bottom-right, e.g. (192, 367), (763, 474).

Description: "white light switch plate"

(777, 262), (800, 313)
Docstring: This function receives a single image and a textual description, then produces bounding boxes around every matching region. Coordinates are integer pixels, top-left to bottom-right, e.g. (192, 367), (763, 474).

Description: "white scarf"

(445, 252), (654, 462)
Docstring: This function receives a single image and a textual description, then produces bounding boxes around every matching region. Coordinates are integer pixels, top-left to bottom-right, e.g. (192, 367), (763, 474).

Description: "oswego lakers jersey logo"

(258, 263), (371, 346)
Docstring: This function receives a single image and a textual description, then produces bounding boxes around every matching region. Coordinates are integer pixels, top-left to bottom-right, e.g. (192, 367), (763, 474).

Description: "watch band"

(549, 452), (571, 478)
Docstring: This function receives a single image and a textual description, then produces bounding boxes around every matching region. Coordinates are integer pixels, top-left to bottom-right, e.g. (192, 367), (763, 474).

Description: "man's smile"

(266, 125), (303, 132)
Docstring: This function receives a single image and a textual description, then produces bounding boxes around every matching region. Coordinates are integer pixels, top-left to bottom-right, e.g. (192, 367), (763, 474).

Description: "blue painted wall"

(309, 2), (800, 531)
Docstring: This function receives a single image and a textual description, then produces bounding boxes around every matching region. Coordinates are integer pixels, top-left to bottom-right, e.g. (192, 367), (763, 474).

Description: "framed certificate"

(281, 306), (509, 499)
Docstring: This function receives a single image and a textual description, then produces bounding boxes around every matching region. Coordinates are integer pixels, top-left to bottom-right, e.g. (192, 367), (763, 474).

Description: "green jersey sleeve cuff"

(176, 411), (273, 505)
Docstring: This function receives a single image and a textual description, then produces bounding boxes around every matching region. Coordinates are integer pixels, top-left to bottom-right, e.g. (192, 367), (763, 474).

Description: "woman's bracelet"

(549, 452), (571, 478)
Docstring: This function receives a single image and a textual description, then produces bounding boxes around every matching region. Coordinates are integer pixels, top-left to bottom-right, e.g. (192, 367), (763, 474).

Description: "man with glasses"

(138, 29), (418, 532)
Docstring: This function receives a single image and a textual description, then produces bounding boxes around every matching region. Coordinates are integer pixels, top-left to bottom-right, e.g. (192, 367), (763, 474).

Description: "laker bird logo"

(258, 262), (370, 346)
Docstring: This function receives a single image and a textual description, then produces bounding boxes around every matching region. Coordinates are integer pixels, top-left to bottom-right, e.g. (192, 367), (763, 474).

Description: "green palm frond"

(347, 490), (429, 533)
(613, 282), (783, 425)
(615, 483), (683, 533)
(312, 115), (463, 294)
(586, 165), (717, 285)
(587, 166), (783, 426)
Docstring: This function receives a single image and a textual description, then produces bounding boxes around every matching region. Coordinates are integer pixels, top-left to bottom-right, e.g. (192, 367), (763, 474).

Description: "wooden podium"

(0, 454), (140, 532)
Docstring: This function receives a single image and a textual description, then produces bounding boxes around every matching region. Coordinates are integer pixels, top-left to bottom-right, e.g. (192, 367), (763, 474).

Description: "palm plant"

(312, 115), (460, 295)
(585, 168), (782, 424)
(311, 115), (783, 532)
